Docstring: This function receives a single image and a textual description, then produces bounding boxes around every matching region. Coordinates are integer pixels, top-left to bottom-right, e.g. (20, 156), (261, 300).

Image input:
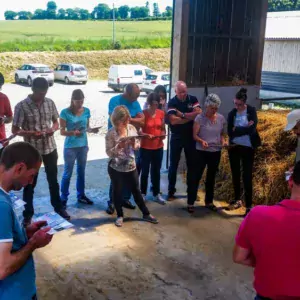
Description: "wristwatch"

(181, 113), (185, 119)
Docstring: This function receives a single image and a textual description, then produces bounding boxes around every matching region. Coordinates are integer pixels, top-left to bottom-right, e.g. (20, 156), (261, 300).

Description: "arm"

(105, 131), (120, 158)
(130, 112), (145, 128)
(177, 107), (202, 121)
(12, 125), (38, 137)
(60, 118), (77, 137)
(233, 107), (258, 137)
(2, 94), (13, 124)
(168, 114), (190, 125)
(233, 244), (255, 267)
(193, 118), (208, 148)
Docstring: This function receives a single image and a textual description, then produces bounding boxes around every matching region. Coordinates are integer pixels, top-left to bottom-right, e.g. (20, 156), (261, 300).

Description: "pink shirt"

(236, 200), (300, 299)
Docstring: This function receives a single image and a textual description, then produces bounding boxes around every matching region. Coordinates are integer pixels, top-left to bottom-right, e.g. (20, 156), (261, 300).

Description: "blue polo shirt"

(108, 95), (142, 129)
(167, 95), (200, 139)
(0, 189), (36, 300)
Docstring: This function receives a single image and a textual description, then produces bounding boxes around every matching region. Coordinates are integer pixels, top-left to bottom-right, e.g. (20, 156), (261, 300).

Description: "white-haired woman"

(189, 94), (227, 213)
(105, 105), (158, 227)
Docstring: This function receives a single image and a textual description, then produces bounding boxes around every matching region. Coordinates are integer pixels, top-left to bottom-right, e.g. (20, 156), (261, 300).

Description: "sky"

(0, 0), (173, 20)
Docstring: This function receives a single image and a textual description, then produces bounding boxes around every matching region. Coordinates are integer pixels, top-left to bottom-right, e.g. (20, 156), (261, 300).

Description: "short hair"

(72, 89), (85, 100)
(205, 94), (221, 108)
(32, 77), (49, 91)
(154, 85), (167, 99)
(147, 92), (160, 106)
(0, 142), (42, 170)
(110, 105), (130, 127)
(125, 83), (139, 96)
(236, 88), (248, 103)
(0, 73), (4, 87)
(175, 81), (187, 90)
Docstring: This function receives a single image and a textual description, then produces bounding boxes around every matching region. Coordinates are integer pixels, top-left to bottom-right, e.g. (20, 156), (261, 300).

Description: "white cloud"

(0, 0), (173, 20)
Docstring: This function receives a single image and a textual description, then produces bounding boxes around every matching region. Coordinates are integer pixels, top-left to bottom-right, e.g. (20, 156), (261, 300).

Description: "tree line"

(268, 0), (300, 11)
(4, 1), (173, 21)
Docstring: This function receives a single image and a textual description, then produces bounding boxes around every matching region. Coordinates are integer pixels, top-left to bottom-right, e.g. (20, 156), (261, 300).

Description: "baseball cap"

(284, 109), (300, 131)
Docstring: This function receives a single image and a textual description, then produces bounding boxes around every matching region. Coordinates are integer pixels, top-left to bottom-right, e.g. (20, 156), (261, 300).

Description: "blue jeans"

(61, 146), (88, 203)
(108, 149), (141, 206)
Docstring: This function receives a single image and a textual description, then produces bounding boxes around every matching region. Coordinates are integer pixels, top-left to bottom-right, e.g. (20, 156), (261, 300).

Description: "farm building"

(171, 0), (268, 116)
(262, 11), (300, 94)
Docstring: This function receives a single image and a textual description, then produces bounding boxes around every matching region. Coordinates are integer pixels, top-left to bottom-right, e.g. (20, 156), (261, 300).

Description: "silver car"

(54, 64), (88, 84)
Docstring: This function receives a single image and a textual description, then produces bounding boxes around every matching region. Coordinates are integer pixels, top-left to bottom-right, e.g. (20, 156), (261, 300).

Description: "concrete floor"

(17, 137), (256, 300)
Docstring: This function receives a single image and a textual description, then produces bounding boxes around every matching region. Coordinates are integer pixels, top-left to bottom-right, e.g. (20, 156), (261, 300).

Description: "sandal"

(225, 200), (242, 211)
(206, 204), (218, 212)
(187, 205), (195, 214)
(115, 217), (124, 227)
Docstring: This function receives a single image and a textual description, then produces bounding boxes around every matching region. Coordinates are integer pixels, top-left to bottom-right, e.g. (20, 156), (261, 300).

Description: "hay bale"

(215, 110), (297, 205)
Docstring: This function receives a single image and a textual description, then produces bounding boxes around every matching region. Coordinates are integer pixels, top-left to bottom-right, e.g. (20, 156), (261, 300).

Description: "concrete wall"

(263, 40), (300, 73)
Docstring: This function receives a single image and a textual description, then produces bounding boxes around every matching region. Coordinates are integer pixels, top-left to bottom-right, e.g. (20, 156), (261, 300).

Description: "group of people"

(1, 72), (300, 299)
(105, 80), (261, 228)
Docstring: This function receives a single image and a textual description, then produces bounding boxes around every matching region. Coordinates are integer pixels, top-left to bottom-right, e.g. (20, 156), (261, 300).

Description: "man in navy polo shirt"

(167, 81), (202, 200)
(0, 142), (53, 300)
(106, 83), (145, 215)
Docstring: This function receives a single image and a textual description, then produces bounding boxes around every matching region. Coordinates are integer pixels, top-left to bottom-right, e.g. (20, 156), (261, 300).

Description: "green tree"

(110, 8), (119, 19)
(165, 6), (173, 17)
(118, 5), (130, 19)
(4, 11), (18, 20)
(47, 1), (57, 19)
(32, 9), (46, 20)
(79, 9), (90, 20)
(92, 3), (111, 19)
(268, 0), (300, 11)
(146, 1), (150, 9)
(18, 11), (32, 20)
(57, 8), (66, 19)
(153, 3), (160, 17)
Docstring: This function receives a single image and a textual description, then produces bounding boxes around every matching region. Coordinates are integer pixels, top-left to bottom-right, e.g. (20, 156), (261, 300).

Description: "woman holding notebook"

(140, 93), (166, 204)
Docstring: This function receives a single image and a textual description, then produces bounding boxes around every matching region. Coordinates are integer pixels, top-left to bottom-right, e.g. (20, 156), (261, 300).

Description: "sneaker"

(143, 214), (159, 224)
(225, 200), (242, 211)
(56, 209), (71, 221)
(78, 195), (94, 205)
(122, 200), (136, 210)
(106, 202), (115, 215)
(115, 217), (124, 227)
(154, 194), (166, 205)
(167, 192), (176, 201)
(22, 216), (32, 228)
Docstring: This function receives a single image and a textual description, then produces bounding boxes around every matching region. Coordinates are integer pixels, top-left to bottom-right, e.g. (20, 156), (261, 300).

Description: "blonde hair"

(111, 105), (130, 127)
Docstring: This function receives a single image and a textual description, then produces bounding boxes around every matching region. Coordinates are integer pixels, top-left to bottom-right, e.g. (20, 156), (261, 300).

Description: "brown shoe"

(56, 209), (71, 221)
(167, 192), (176, 201)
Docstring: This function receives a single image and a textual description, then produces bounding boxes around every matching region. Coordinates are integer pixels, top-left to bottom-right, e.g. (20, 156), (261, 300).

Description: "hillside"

(0, 48), (171, 82)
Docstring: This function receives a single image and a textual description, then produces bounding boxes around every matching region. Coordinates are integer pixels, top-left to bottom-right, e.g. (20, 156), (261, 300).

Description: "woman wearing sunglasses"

(226, 88), (261, 216)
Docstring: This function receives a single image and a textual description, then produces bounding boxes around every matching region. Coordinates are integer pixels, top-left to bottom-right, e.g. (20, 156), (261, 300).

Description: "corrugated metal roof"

(266, 11), (300, 40)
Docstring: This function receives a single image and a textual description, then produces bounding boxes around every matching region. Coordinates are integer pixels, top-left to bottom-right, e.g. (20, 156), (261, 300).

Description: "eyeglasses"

(234, 102), (244, 107)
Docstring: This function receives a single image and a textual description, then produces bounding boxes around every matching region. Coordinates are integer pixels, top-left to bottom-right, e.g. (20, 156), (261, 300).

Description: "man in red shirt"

(233, 161), (300, 300)
(0, 73), (13, 150)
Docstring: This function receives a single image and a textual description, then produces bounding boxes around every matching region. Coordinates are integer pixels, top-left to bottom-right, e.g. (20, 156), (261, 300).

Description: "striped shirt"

(13, 96), (59, 155)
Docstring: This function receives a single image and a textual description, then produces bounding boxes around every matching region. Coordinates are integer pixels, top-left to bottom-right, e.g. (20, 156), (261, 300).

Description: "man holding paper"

(12, 77), (70, 226)
(0, 142), (53, 300)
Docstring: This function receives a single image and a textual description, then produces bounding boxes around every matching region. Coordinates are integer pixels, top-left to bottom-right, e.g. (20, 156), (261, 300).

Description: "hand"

(176, 109), (182, 117)
(146, 134), (154, 139)
(201, 140), (209, 149)
(73, 130), (82, 137)
(33, 131), (43, 139)
(46, 128), (55, 136)
(29, 227), (53, 249)
(26, 221), (47, 239)
(248, 121), (254, 127)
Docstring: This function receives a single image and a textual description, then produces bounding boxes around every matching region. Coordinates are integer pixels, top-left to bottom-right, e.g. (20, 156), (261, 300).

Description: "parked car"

(54, 64), (88, 84)
(15, 64), (54, 87)
(108, 64), (153, 92)
(142, 72), (170, 94)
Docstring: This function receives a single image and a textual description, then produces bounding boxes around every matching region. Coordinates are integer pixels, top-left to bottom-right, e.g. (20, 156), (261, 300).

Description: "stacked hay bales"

(215, 110), (297, 205)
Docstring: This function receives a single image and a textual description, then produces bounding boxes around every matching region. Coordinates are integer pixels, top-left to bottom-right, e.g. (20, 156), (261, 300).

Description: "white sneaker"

(154, 194), (166, 205)
(115, 217), (123, 227)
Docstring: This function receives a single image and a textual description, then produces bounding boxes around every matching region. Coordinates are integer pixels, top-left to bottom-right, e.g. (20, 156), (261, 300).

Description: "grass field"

(0, 20), (172, 52)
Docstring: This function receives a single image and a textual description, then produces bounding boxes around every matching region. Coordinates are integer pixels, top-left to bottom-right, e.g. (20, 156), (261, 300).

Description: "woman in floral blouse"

(105, 105), (158, 227)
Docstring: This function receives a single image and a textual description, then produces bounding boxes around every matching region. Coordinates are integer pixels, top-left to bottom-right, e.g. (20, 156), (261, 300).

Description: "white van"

(108, 65), (153, 92)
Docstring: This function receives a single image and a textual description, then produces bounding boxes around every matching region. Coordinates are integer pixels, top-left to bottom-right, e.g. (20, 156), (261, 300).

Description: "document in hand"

(35, 212), (74, 235)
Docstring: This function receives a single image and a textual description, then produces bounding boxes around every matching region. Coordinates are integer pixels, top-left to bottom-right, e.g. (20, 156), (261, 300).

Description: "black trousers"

(228, 145), (255, 208)
(23, 149), (63, 219)
(108, 165), (150, 218)
(168, 136), (197, 195)
(140, 148), (163, 196)
(188, 150), (221, 206)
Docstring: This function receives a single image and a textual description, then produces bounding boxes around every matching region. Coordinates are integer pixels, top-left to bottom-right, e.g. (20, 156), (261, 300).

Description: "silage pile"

(215, 110), (297, 205)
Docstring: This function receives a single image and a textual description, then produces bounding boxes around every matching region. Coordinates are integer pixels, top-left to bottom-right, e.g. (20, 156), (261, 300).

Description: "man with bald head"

(167, 81), (202, 200)
(106, 83), (145, 214)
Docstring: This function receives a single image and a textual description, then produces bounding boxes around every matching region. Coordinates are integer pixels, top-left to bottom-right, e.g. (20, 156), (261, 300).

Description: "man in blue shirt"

(106, 83), (145, 215)
(167, 81), (202, 201)
(0, 142), (53, 300)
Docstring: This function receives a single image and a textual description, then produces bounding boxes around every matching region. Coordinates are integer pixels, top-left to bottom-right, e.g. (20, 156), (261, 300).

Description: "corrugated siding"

(261, 71), (300, 94)
(263, 40), (300, 73)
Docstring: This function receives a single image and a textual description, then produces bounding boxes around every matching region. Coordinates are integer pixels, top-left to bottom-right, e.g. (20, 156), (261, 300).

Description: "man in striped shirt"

(12, 78), (70, 226)
(167, 81), (202, 201)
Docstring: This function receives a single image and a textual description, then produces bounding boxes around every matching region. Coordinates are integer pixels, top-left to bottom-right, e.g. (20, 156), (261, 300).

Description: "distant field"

(0, 20), (172, 52)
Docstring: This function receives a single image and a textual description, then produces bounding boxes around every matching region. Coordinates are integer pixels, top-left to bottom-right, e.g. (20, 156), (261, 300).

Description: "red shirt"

(0, 92), (12, 140)
(236, 200), (300, 299)
(141, 109), (165, 150)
